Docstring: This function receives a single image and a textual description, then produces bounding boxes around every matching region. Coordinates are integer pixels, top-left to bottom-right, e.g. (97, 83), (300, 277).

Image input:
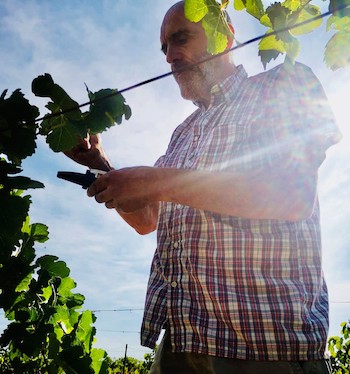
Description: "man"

(66, 1), (340, 373)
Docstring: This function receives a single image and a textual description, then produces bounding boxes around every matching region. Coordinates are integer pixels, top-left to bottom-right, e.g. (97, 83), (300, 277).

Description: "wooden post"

(122, 344), (128, 374)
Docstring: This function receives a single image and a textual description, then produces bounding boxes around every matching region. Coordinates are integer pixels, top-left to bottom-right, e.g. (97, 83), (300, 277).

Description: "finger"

(105, 200), (116, 209)
(87, 178), (105, 197)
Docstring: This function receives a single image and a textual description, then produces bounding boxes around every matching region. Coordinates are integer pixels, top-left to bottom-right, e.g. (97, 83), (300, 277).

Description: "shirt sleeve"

(253, 62), (342, 170)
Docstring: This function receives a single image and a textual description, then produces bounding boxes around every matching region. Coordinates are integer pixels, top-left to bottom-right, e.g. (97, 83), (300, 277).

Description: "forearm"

(116, 202), (159, 235)
(157, 167), (317, 221)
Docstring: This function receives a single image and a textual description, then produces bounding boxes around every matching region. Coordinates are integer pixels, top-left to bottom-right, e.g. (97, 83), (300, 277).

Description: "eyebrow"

(161, 29), (194, 54)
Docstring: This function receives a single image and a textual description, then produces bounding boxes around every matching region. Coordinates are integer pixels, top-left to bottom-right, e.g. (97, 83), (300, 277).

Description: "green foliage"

(105, 348), (156, 374)
(32, 74), (131, 152)
(328, 321), (350, 374)
(0, 78), (131, 372)
(184, 0), (350, 70)
(0, 89), (39, 165)
(184, 0), (233, 54)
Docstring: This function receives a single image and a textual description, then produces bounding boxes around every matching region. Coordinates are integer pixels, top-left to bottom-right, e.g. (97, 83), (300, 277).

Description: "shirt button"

(173, 241), (179, 249)
(171, 281), (178, 288)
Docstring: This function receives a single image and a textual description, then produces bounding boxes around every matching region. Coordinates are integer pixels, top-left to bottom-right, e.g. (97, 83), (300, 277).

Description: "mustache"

(171, 62), (198, 75)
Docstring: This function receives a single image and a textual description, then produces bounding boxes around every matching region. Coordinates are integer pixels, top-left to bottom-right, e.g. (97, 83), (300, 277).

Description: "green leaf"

(184, 0), (208, 22)
(46, 120), (81, 152)
(202, 17), (230, 54)
(327, 14), (350, 32)
(0, 89), (39, 164)
(15, 272), (33, 292)
(36, 255), (70, 278)
(32, 74), (81, 121)
(266, 3), (294, 42)
(185, 0), (232, 54)
(0, 194), (30, 245)
(284, 37), (300, 63)
(31, 223), (49, 243)
(41, 284), (54, 302)
(260, 13), (272, 27)
(0, 159), (22, 175)
(4, 176), (44, 190)
(234, 0), (245, 11)
(90, 348), (108, 374)
(258, 30), (286, 68)
(282, 0), (301, 12)
(329, 0), (350, 17)
(57, 277), (85, 309)
(76, 311), (96, 353)
(289, 5), (322, 36)
(245, 0), (265, 20)
(324, 31), (350, 70)
(85, 88), (132, 133)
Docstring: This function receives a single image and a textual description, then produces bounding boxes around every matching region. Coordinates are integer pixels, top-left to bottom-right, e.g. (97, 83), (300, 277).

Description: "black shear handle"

(57, 170), (97, 189)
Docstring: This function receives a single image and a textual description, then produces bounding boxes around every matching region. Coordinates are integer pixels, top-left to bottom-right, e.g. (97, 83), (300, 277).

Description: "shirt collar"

(194, 64), (248, 111)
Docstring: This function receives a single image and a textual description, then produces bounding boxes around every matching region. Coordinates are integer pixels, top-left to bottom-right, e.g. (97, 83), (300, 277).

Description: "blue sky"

(0, 0), (349, 361)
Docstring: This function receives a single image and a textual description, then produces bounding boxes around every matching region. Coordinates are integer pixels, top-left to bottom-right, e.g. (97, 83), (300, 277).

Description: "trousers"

(149, 330), (331, 374)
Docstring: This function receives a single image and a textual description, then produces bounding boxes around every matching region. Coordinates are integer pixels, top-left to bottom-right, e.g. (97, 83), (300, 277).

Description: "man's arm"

(87, 162), (317, 225)
(64, 134), (159, 234)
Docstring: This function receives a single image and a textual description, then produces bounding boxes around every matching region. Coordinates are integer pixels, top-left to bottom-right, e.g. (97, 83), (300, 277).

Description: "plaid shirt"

(140, 62), (340, 360)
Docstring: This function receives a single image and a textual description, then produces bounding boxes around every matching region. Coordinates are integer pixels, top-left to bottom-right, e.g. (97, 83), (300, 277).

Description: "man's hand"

(64, 133), (112, 171)
(87, 166), (160, 213)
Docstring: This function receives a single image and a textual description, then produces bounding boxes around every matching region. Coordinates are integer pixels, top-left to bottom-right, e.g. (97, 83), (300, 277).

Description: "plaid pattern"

(140, 62), (340, 360)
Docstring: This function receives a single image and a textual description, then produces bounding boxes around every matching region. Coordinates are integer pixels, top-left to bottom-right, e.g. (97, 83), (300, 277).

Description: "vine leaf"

(184, 0), (208, 21)
(325, 14), (350, 70)
(258, 30), (286, 68)
(324, 31), (350, 70)
(329, 0), (350, 17)
(289, 5), (322, 36)
(244, 0), (265, 20)
(36, 255), (70, 278)
(32, 74), (81, 121)
(185, 0), (233, 54)
(84, 87), (132, 134)
(22, 218), (49, 243)
(32, 74), (131, 152)
(0, 89), (39, 165)
(76, 311), (97, 352)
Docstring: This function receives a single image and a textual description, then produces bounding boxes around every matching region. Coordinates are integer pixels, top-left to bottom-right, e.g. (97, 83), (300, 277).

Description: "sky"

(0, 0), (349, 361)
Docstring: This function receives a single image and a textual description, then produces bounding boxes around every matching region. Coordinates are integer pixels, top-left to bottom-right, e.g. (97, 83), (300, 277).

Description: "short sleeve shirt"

(140, 62), (341, 360)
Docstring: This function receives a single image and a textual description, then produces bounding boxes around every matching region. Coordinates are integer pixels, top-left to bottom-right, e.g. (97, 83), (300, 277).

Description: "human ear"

(226, 23), (235, 50)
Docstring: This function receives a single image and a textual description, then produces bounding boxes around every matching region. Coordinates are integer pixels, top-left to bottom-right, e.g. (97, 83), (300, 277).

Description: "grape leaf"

(36, 255), (70, 278)
(245, 0), (265, 20)
(4, 176), (44, 190)
(329, 0), (350, 17)
(234, 0), (245, 11)
(84, 88), (132, 133)
(327, 14), (350, 31)
(76, 311), (96, 353)
(324, 31), (350, 70)
(90, 348), (108, 374)
(184, 0), (208, 21)
(185, 0), (232, 54)
(0, 194), (30, 245)
(282, 0), (301, 12)
(0, 89), (39, 164)
(266, 3), (295, 43)
(45, 120), (81, 152)
(32, 74), (81, 121)
(289, 5), (322, 36)
(21, 218), (49, 243)
(32, 75), (131, 152)
(258, 30), (286, 68)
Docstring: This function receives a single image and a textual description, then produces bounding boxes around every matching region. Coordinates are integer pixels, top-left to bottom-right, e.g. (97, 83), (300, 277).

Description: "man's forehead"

(160, 7), (200, 42)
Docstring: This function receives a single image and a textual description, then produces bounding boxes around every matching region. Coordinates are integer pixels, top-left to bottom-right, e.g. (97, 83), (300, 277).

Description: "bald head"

(160, 0), (235, 107)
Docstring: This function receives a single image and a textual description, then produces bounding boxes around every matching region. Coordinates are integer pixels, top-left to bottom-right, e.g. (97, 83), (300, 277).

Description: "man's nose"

(166, 44), (181, 64)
